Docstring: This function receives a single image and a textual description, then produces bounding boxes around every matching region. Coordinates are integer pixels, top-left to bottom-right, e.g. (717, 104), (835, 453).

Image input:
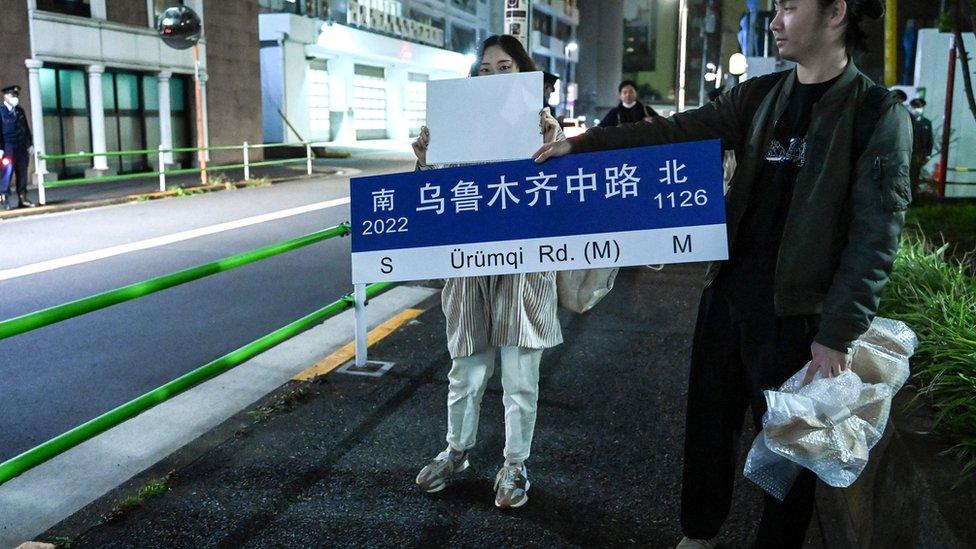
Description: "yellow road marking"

(293, 308), (424, 381)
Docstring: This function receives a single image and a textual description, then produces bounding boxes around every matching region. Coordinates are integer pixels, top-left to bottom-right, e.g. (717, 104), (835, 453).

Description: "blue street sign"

(351, 140), (728, 283)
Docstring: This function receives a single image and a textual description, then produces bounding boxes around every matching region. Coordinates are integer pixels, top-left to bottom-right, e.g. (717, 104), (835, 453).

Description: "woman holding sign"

(412, 34), (563, 510)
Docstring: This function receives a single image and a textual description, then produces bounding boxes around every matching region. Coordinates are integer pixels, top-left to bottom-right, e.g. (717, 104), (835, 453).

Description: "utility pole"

(885, 0), (897, 86)
(504, 0), (532, 49)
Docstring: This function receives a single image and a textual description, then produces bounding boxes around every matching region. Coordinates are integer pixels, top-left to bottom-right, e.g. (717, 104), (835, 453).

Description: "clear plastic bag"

(743, 317), (917, 500)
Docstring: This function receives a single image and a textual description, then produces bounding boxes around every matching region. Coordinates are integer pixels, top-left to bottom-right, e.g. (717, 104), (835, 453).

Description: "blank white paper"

(426, 71), (543, 164)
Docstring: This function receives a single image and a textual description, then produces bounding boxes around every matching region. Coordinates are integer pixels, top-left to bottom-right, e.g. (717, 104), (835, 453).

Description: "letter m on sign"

(673, 234), (692, 254)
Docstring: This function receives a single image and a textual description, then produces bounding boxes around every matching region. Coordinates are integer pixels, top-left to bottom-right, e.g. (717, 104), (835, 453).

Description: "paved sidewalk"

(3, 142), (416, 219)
(39, 266), (825, 548)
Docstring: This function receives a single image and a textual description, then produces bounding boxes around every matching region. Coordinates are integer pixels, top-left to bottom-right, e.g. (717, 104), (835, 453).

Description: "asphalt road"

(0, 152), (415, 462)
(54, 266), (825, 548)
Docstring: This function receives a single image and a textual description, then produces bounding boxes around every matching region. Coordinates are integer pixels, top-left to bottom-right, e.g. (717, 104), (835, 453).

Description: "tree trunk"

(954, 0), (976, 121)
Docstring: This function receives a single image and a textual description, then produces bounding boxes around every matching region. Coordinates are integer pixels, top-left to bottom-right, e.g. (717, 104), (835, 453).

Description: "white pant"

(445, 346), (542, 462)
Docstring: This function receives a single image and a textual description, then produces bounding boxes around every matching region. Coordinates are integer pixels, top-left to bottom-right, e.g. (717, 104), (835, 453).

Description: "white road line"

(0, 197), (351, 282)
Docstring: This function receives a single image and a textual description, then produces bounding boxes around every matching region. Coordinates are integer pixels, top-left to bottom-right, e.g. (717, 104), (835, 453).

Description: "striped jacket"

(421, 122), (565, 358)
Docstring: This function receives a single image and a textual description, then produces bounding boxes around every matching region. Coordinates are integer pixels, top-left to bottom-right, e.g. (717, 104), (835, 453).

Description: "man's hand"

(532, 140), (571, 163)
(27, 146), (34, 156)
(803, 341), (851, 386)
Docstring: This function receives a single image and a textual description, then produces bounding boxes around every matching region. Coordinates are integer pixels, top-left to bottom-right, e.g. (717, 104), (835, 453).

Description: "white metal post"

(354, 283), (368, 367)
(306, 142), (313, 175)
(158, 147), (167, 192)
(243, 141), (250, 181)
(34, 149), (46, 205)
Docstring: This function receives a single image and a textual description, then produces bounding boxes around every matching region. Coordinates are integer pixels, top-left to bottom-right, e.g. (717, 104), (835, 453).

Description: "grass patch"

(102, 474), (172, 523)
(247, 386), (309, 423)
(879, 231), (976, 476)
(37, 536), (75, 548)
(173, 186), (205, 197)
(906, 203), (976, 270)
(241, 177), (272, 187)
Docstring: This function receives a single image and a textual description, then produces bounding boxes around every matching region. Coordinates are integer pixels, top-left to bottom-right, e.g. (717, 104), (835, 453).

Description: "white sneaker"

(415, 448), (469, 493)
(675, 537), (717, 549)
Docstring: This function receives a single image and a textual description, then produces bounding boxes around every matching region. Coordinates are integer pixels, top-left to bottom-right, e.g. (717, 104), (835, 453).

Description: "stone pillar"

(157, 71), (174, 166)
(86, 64), (114, 175)
(25, 59), (47, 178)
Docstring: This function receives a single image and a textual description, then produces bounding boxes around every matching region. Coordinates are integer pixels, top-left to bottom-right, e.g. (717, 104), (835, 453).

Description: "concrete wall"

(576, 0), (623, 122)
(106, 0), (149, 28)
(0, 0), (33, 131)
(635, 0), (677, 104)
(204, 0), (264, 163)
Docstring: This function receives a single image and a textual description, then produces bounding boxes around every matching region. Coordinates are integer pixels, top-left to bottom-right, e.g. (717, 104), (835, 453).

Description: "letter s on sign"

(381, 257), (393, 274)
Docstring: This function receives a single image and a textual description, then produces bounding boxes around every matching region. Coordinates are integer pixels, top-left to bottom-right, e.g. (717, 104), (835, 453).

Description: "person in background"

(908, 98), (933, 185)
(598, 80), (660, 127)
(543, 71), (558, 112)
(0, 85), (36, 209)
(411, 34), (564, 510)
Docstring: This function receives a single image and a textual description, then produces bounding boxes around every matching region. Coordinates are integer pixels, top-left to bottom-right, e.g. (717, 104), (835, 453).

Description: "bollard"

(354, 283), (368, 367)
(243, 141), (250, 181)
(306, 142), (313, 175)
(158, 147), (167, 192)
(34, 149), (46, 205)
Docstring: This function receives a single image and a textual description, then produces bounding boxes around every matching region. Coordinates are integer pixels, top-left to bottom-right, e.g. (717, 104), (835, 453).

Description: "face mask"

(913, 108), (923, 116)
(5, 97), (18, 107)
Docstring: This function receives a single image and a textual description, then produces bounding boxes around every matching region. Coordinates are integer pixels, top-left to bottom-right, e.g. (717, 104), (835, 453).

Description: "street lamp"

(564, 41), (578, 117)
(729, 53), (748, 83)
(703, 62), (723, 97)
(157, 6), (207, 186)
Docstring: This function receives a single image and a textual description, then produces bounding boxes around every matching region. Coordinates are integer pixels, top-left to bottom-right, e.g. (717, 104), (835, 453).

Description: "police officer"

(0, 85), (36, 209)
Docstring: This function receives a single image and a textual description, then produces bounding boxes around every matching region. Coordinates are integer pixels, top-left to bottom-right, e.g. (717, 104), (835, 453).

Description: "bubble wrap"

(743, 317), (917, 500)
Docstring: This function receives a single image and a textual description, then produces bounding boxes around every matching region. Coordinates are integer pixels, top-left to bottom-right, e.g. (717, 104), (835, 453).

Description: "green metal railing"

(0, 222), (389, 486)
(34, 141), (321, 203)
(0, 224), (351, 341)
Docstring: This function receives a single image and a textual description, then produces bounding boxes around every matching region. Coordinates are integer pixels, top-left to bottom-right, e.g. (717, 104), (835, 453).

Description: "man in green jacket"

(534, 0), (909, 547)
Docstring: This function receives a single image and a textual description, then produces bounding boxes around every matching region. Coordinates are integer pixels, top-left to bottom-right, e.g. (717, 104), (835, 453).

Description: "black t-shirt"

(722, 75), (840, 304)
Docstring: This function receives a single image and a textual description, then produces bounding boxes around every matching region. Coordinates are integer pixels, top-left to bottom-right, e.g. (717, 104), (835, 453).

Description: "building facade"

(0, 0), (262, 179)
(259, 0), (515, 144)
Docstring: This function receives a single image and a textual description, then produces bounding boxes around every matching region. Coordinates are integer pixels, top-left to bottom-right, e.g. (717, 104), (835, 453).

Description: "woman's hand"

(540, 107), (560, 144)
(412, 125), (430, 167)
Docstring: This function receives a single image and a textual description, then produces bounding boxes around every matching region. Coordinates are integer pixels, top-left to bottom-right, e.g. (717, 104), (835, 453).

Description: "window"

(39, 66), (91, 177)
(450, 25), (477, 55)
(405, 73), (427, 138)
(36, 0), (91, 17)
(353, 65), (387, 140)
(258, 0), (328, 18)
(102, 71), (148, 173)
(532, 11), (551, 35)
(143, 74), (192, 168)
(408, 9), (445, 30)
(308, 60), (331, 141)
(451, 0), (477, 14)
